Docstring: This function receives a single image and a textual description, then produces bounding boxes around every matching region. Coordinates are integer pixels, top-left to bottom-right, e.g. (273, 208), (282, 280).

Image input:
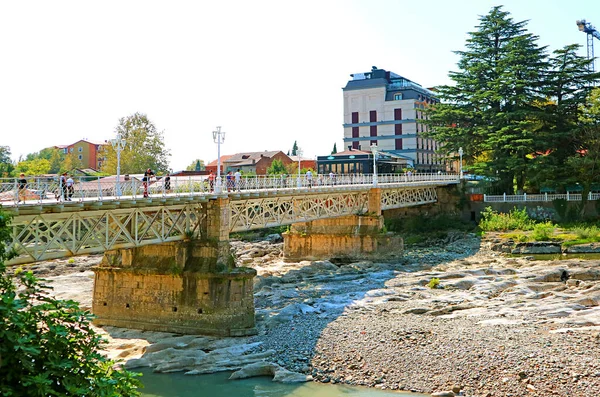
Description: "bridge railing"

(0, 173), (459, 206)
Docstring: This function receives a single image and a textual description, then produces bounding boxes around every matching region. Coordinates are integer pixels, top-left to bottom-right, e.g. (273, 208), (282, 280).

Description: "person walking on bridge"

(142, 168), (154, 198)
(17, 173), (27, 203)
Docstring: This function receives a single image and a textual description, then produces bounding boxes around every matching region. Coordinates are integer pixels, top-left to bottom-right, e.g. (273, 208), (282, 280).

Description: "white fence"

(0, 173), (459, 207)
(484, 192), (600, 203)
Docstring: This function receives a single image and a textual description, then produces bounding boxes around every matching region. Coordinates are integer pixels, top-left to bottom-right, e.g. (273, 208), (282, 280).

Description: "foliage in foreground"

(0, 211), (141, 396)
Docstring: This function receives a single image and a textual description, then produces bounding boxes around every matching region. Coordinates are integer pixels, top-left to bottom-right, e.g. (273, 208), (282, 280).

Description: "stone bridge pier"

(92, 197), (257, 336)
(283, 188), (404, 262)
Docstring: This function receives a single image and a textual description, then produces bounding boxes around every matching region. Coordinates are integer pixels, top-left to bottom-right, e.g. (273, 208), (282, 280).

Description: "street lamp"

(370, 143), (378, 187)
(110, 132), (126, 197)
(458, 147), (464, 179)
(296, 148), (303, 188)
(212, 126), (226, 194)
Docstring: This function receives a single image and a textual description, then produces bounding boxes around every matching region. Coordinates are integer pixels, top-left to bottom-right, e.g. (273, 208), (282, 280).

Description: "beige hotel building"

(342, 66), (444, 172)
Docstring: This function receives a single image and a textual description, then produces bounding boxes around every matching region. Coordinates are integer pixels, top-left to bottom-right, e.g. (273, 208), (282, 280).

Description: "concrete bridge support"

(92, 197), (257, 336)
(283, 188), (403, 262)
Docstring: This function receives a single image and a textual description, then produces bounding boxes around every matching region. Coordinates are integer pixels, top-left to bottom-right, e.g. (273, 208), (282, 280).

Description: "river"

(139, 369), (429, 397)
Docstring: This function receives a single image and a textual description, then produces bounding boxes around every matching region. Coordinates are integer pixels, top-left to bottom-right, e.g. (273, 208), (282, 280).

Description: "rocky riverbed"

(29, 232), (600, 396)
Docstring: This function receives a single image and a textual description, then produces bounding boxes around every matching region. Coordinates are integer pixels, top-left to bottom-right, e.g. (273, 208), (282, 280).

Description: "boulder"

(229, 361), (311, 383)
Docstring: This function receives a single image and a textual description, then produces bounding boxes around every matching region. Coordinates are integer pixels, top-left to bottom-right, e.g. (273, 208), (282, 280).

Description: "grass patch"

(531, 222), (555, 241)
(427, 278), (441, 289)
(479, 207), (535, 232)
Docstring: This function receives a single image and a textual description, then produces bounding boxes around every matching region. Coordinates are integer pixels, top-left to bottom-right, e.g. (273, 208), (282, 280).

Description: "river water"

(139, 369), (429, 397)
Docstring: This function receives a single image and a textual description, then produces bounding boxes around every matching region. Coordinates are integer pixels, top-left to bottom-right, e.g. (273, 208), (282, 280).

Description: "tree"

(267, 159), (287, 175)
(531, 45), (600, 188)
(425, 6), (548, 193)
(23, 147), (65, 174)
(103, 113), (171, 175)
(331, 143), (337, 154)
(0, 211), (141, 396)
(186, 159), (205, 171)
(566, 88), (600, 214)
(14, 158), (51, 176)
(291, 141), (298, 156)
(0, 146), (14, 177)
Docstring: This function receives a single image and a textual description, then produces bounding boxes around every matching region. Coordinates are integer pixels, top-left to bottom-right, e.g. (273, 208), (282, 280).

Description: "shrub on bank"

(0, 211), (142, 396)
(479, 207), (535, 231)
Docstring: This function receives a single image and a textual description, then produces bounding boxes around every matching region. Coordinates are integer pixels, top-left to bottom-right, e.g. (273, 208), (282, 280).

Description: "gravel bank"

(27, 233), (600, 396)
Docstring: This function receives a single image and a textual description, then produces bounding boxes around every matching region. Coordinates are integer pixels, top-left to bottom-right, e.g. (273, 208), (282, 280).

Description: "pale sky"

(1, 0), (598, 171)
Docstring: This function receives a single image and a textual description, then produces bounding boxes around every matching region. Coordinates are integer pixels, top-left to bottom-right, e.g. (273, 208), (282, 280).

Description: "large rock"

(511, 242), (561, 254)
(229, 361), (312, 383)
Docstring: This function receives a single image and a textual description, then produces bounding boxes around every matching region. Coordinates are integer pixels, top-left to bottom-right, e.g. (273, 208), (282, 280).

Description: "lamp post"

(110, 132), (126, 197)
(212, 126), (226, 194)
(370, 143), (378, 187)
(296, 148), (303, 188)
(458, 147), (464, 179)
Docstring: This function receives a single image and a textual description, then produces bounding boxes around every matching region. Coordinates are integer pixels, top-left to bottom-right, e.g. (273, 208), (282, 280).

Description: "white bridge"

(2, 174), (458, 265)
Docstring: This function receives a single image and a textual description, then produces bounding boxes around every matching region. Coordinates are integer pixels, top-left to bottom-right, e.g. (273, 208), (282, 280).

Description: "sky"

(1, 0), (599, 171)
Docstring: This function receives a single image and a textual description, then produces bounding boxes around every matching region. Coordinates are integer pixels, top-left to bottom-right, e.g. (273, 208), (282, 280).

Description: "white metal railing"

(0, 173), (459, 207)
(483, 192), (600, 202)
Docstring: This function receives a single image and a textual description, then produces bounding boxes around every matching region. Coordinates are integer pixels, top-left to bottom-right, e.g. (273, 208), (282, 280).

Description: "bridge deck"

(4, 177), (458, 265)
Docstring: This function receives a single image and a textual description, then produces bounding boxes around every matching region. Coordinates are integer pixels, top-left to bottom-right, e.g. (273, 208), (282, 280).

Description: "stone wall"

(93, 240), (256, 336)
(283, 215), (403, 262)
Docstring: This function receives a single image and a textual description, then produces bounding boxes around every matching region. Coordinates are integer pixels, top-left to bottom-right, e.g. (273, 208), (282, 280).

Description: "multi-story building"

(206, 151), (293, 175)
(342, 66), (443, 172)
(56, 139), (108, 170)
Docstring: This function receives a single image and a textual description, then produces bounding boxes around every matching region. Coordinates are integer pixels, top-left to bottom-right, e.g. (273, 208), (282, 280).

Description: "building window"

(369, 111), (377, 122)
(394, 108), (402, 120)
(78, 147), (83, 152)
(394, 93), (403, 100)
(78, 154), (83, 160)
(63, 148), (67, 154)
(352, 112), (359, 124)
(69, 148), (73, 153)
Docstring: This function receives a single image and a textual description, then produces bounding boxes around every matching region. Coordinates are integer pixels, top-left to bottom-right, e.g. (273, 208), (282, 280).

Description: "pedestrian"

(164, 173), (171, 194)
(329, 171), (335, 186)
(60, 172), (68, 201)
(226, 171), (233, 192)
(143, 168), (154, 198)
(66, 174), (74, 201)
(234, 169), (241, 192)
(306, 170), (313, 188)
(208, 171), (215, 192)
(17, 173), (27, 203)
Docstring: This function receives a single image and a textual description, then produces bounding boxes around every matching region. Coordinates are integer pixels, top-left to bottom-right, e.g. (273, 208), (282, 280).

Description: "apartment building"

(56, 139), (108, 170)
(342, 66), (443, 172)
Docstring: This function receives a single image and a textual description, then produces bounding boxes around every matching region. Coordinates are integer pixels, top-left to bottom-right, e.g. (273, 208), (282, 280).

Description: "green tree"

(0, 146), (14, 177)
(103, 113), (171, 175)
(331, 143), (337, 154)
(291, 141), (298, 156)
(23, 147), (65, 174)
(15, 158), (51, 176)
(425, 6), (548, 193)
(186, 159), (205, 171)
(531, 45), (600, 189)
(0, 211), (141, 396)
(267, 159), (287, 175)
(566, 88), (600, 214)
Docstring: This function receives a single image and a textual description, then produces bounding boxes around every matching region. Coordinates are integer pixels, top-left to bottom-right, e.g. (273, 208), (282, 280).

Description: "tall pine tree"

(425, 6), (548, 193)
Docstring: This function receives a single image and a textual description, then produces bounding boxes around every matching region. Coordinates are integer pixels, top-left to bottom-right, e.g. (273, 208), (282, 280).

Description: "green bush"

(0, 211), (141, 396)
(573, 225), (600, 241)
(479, 207), (535, 231)
(427, 277), (441, 289)
(531, 222), (555, 241)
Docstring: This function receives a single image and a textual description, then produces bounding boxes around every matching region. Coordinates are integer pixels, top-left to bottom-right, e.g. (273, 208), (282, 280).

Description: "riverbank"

(35, 232), (600, 396)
